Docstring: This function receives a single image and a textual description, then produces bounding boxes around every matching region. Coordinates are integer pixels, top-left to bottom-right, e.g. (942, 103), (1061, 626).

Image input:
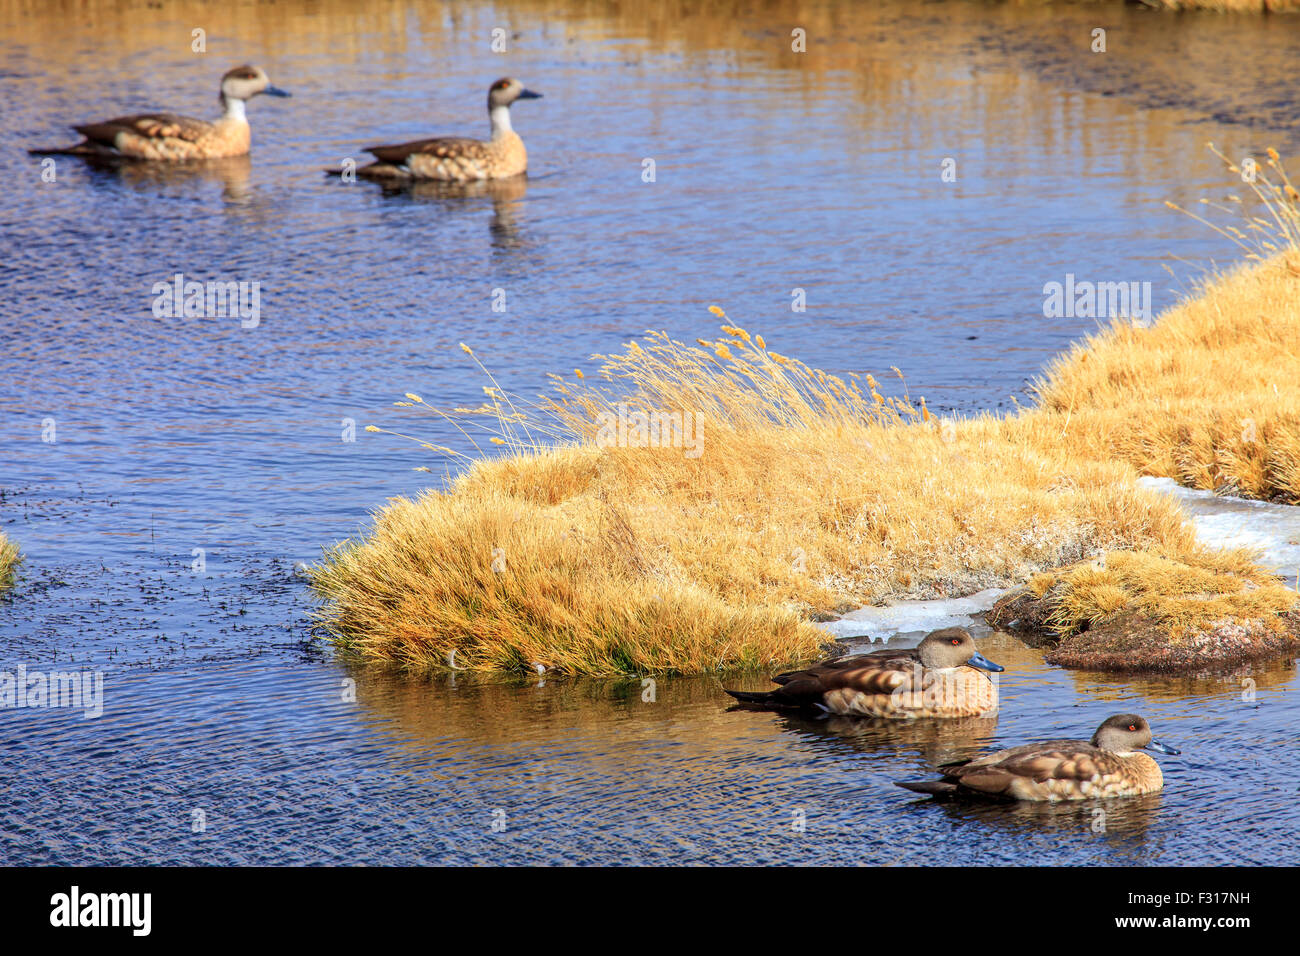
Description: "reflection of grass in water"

(309, 155), (1300, 678)
(0, 533), (18, 593)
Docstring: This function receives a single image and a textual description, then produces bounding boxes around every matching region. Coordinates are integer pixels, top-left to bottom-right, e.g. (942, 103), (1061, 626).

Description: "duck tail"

(724, 689), (774, 706)
(28, 144), (87, 156)
(894, 780), (959, 796)
(324, 162), (408, 180)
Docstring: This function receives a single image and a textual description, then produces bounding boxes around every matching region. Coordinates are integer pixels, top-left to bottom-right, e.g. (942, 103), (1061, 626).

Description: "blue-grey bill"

(967, 652), (1004, 673)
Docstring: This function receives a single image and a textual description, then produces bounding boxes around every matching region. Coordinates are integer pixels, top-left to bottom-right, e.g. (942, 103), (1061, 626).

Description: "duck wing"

(74, 112), (213, 147)
(766, 653), (919, 703)
(770, 647), (919, 685)
(946, 740), (1116, 795)
(365, 136), (489, 165)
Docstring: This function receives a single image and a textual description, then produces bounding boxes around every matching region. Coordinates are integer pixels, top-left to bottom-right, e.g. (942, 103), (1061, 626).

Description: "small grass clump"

(0, 533), (18, 593)
(988, 547), (1300, 670)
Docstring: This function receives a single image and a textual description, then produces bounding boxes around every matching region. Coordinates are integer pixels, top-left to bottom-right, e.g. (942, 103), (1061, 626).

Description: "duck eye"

(1128, 724), (1136, 731)
(951, 639), (960, 645)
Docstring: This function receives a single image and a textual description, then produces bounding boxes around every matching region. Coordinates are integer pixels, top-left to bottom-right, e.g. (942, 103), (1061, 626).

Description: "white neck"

(220, 96), (248, 123)
(489, 104), (513, 139)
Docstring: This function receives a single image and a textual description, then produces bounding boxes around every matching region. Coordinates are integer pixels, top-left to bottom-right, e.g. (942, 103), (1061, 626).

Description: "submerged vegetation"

(310, 149), (1300, 677)
(0, 533), (18, 593)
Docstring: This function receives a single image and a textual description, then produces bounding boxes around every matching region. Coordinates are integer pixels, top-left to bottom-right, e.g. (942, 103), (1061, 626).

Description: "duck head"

(488, 77), (542, 110)
(219, 65), (291, 104)
(1091, 713), (1180, 755)
(915, 627), (1004, 672)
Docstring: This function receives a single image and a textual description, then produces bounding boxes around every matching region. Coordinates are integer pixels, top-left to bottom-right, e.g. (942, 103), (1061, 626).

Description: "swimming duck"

(896, 713), (1179, 801)
(351, 78), (541, 182)
(30, 65), (289, 161)
(724, 627), (1003, 718)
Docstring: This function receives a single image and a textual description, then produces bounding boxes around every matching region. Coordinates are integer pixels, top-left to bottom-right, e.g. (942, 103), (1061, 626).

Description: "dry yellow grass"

(1034, 258), (1300, 503)
(1039, 146), (1300, 503)
(0, 533), (18, 593)
(309, 150), (1300, 677)
(1017, 546), (1294, 637)
(988, 545), (1300, 669)
(308, 325), (1217, 677)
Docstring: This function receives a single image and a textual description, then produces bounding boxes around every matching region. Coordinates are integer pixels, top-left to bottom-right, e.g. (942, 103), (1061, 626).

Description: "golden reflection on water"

(7, 0), (1295, 174)
(925, 791), (1166, 850)
(93, 154), (254, 202)
(369, 175), (531, 248)
(5, 0), (1298, 863)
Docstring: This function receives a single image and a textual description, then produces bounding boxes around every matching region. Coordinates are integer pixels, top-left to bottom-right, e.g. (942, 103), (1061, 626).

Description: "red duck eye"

(951, 639), (960, 645)
(1128, 724), (1136, 731)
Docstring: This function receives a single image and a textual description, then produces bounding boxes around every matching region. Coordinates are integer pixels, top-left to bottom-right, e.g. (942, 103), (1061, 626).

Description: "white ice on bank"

(819, 588), (1006, 644)
(1137, 476), (1300, 583)
(818, 479), (1300, 646)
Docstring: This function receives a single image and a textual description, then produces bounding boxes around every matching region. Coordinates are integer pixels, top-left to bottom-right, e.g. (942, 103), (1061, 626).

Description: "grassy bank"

(0, 533), (18, 594)
(987, 544), (1300, 670)
(310, 158), (1300, 677)
(1035, 258), (1300, 504)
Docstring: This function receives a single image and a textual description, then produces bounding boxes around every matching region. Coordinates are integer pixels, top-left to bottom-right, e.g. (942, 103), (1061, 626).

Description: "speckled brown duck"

(896, 713), (1180, 801)
(352, 78), (541, 182)
(725, 627), (1003, 719)
(30, 65), (290, 160)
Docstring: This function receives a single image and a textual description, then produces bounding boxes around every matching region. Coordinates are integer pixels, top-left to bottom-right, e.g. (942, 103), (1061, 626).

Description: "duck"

(896, 713), (1180, 801)
(349, 78), (541, 182)
(724, 627), (1003, 718)
(29, 65), (290, 161)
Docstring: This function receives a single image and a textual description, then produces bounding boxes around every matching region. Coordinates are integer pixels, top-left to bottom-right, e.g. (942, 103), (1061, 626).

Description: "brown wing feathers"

(919, 743), (1115, 796)
(75, 113), (210, 146)
(366, 137), (484, 165)
(726, 652), (914, 709)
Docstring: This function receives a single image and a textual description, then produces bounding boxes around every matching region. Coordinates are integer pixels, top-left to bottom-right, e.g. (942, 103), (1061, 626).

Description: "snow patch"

(820, 587), (1005, 645)
(1138, 476), (1300, 583)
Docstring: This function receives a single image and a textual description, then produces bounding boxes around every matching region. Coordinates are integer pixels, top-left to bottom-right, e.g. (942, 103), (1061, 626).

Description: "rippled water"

(2, 0), (1298, 865)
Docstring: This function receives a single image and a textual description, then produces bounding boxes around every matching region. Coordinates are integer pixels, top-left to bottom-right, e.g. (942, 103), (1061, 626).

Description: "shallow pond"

(1, 0), (1298, 864)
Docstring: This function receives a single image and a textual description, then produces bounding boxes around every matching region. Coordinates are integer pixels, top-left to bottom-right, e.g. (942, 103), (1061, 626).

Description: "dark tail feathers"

(724, 689), (775, 706)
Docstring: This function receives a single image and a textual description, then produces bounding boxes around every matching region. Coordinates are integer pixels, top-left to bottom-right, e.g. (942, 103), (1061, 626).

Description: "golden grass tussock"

(0, 533), (19, 593)
(987, 546), (1300, 671)
(310, 148), (1300, 677)
(1035, 254), (1300, 503)
(307, 322), (1222, 678)
(1031, 547), (1294, 638)
(1041, 143), (1300, 503)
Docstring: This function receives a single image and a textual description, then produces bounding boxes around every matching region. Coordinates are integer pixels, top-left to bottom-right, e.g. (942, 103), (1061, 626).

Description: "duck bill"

(264, 86), (291, 98)
(1146, 739), (1180, 756)
(517, 89), (542, 100)
(967, 652), (1004, 673)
